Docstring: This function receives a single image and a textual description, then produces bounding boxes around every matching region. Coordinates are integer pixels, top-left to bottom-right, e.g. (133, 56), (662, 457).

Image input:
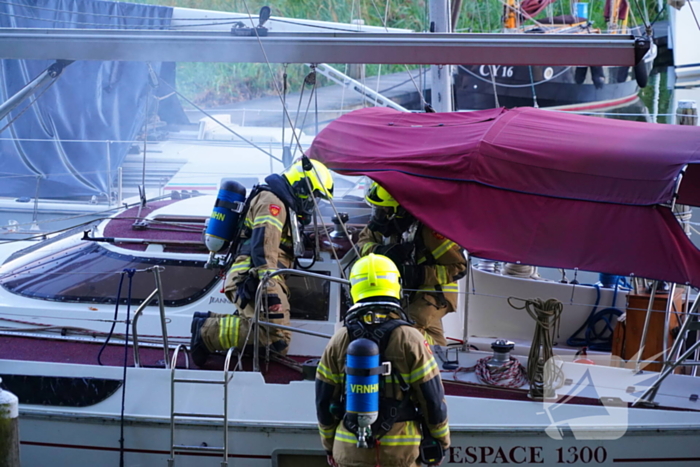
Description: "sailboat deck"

(3, 333), (696, 413)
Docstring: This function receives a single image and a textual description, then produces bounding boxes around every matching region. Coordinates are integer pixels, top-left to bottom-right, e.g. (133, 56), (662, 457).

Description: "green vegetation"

(132, 0), (665, 107)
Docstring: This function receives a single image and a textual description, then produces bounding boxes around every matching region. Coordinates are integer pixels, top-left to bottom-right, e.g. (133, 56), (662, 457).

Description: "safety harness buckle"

(381, 361), (392, 376)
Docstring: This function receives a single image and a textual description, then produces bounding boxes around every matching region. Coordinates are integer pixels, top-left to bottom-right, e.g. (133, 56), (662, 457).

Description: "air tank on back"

(345, 337), (380, 448)
(204, 179), (246, 268)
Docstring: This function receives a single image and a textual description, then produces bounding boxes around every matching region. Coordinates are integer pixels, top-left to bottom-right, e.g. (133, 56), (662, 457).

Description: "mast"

(429, 0), (454, 112)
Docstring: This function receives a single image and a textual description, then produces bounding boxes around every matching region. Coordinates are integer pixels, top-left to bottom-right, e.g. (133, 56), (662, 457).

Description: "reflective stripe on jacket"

(224, 190), (294, 300)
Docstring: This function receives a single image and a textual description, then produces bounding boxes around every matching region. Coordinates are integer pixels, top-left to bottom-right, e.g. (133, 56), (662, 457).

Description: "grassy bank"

(134, 0), (664, 107)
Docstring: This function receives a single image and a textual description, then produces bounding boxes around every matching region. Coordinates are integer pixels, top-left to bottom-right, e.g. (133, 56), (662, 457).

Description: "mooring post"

(0, 379), (20, 467)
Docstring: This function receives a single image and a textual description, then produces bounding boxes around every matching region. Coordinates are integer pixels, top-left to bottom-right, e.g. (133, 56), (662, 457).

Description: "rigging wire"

(156, 78), (282, 163)
(291, 74), (319, 159)
(0, 73), (60, 135)
(528, 65), (540, 108)
(689, 1), (700, 31)
(362, 0), (429, 108)
(365, 0), (392, 106)
(0, 6), (382, 32)
(629, 0), (652, 30)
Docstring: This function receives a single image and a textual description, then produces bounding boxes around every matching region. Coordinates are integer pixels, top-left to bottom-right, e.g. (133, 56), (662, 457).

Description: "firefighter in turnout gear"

(357, 182), (467, 346)
(316, 254), (450, 466)
(190, 158), (334, 367)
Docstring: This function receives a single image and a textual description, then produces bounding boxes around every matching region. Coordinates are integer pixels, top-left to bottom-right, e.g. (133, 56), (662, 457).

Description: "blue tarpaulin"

(0, 0), (181, 200)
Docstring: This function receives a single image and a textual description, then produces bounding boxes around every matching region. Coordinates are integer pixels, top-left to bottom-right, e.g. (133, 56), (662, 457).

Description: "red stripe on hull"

(21, 440), (272, 459)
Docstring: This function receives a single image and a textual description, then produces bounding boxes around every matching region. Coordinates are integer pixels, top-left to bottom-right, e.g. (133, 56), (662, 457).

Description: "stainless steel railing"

(252, 268), (349, 372)
(132, 266), (171, 369)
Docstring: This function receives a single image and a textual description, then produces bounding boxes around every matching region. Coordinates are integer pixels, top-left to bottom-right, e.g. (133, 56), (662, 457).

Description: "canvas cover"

(0, 0), (186, 200)
(309, 107), (700, 286)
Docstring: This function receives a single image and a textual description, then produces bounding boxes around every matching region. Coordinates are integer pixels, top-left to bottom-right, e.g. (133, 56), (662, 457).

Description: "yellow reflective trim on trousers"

(431, 239), (456, 260)
(219, 316), (231, 349)
(406, 358), (438, 383)
(336, 422), (421, 446)
(430, 424), (450, 438)
(253, 215), (283, 231)
(333, 426), (421, 445)
(317, 362), (342, 384)
(335, 427), (358, 444)
(231, 315), (240, 348)
(319, 426), (336, 438)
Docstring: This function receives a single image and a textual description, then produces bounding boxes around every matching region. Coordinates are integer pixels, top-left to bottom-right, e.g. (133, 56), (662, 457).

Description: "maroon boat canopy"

(309, 107), (700, 286)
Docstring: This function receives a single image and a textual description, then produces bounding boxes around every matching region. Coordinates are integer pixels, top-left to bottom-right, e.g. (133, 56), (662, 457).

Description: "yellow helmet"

(365, 182), (398, 209)
(282, 158), (334, 200)
(349, 253), (402, 303)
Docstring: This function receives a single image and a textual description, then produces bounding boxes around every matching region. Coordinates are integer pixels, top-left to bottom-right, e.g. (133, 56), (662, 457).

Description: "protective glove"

(234, 272), (260, 309)
(398, 265), (425, 290)
(326, 453), (338, 467)
(374, 243), (413, 265)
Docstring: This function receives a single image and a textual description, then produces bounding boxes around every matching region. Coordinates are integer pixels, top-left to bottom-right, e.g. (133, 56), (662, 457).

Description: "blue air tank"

(204, 179), (246, 254)
(346, 338), (380, 433)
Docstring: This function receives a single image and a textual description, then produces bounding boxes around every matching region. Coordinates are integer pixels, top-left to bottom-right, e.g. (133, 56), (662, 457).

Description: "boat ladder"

(168, 345), (238, 467)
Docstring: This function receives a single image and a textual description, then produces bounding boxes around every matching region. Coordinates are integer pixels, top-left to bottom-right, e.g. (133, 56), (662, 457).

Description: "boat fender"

(633, 37), (652, 89)
(204, 179), (246, 256)
(634, 60), (649, 88)
(590, 66), (605, 89)
(345, 337), (381, 448)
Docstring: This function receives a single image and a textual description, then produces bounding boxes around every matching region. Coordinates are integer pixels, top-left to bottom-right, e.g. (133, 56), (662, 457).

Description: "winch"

(486, 339), (515, 370)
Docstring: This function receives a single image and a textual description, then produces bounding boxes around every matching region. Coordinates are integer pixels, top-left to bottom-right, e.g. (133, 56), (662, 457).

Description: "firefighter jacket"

(316, 324), (450, 467)
(357, 223), (466, 311)
(224, 176), (296, 304)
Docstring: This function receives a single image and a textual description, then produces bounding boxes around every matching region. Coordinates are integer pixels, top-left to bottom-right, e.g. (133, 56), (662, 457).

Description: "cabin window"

(0, 239), (218, 307)
(287, 272), (330, 321)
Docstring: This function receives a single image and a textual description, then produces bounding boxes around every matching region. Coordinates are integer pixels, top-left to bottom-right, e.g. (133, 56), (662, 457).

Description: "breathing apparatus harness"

(209, 169), (315, 308)
(411, 227), (450, 309)
(338, 301), (419, 448)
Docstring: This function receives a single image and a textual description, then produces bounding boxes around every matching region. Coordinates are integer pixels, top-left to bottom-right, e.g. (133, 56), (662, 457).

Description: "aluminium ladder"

(168, 345), (238, 467)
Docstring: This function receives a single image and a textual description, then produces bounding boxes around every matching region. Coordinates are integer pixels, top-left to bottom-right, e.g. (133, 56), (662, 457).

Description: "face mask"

(369, 206), (414, 236)
(296, 196), (315, 225)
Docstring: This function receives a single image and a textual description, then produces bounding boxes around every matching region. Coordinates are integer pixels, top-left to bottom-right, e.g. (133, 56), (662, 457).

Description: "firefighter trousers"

(406, 293), (450, 346)
(200, 279), (292, 355)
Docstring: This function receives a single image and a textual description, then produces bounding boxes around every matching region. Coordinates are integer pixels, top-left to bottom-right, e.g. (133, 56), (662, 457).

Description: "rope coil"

(474, 356), (528, 388)
(508, 297), (565, 397)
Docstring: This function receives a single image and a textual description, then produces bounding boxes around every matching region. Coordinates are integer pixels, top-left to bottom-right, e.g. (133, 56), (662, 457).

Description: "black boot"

(270, 339), (289, 354)
(190, 316), (209, 368)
